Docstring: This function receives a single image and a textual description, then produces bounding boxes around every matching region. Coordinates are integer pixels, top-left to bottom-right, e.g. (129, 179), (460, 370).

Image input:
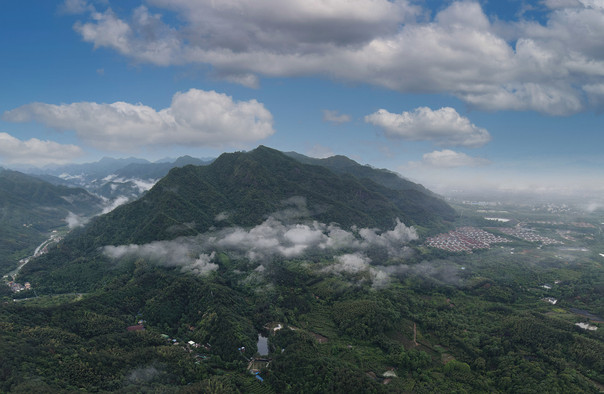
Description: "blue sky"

(1, 0), (603, 198)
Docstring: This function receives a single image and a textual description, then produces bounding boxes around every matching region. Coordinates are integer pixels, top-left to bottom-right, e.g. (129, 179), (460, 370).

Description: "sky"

(1, 0), (603, 199)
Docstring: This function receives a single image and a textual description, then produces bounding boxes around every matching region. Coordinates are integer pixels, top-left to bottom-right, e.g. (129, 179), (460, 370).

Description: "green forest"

(1, 149), (603, 393)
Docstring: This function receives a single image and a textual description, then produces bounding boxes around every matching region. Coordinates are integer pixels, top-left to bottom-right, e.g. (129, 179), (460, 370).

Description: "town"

(425, 225), (562, 252)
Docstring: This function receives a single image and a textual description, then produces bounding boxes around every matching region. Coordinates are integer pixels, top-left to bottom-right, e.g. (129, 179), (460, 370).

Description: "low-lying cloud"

(101, 196), (130, 214)
(65, 211), (89, 229)
(102, 175), (158, 194)
(322, 253), (462, 289)
(102, 208), (418, 277)
(104, 240), (219, 276)
(102, 207), (462, 287)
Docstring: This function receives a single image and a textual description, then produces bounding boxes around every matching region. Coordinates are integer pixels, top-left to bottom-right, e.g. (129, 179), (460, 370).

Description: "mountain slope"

(0, 169), (102, 273)
(113, 155), (210, 180)
(18, 146), (454, 293)
(285, 151), (439, 197)
(81, 146), (455, 247)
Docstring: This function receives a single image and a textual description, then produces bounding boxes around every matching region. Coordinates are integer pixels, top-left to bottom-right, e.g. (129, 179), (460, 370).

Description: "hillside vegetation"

(0, 169), (102, 273)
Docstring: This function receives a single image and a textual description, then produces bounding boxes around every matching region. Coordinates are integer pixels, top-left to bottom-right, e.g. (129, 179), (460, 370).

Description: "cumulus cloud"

(3, 89), (274, 151)
(67, 1), (604, 114)
(365, 107), (490, 148)
(0, 132), (84, 166)
(322, 110), (351, 124)
(414, 150), (490, 168)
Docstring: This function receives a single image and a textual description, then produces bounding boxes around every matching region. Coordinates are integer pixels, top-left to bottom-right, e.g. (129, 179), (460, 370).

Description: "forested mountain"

(0, 168), (102, 273)
(285, 151), (439, 197)
(17, 146), (454, 294)
(4, 147), (602, 393)
(75, 145), (455, 247)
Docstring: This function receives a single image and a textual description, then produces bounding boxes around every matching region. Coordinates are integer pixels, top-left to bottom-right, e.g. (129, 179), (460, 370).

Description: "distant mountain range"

(29, 156), (213, 201)
(19, 146), (455, 292)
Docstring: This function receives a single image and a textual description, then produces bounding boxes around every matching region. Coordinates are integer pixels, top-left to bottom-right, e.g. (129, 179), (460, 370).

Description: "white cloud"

(101, 196), (130, 214)
(3, 89), (274, 151)
(542, 0), (601, 9)
(358, 218), (418, 257)
(65, 212), (89, 229)
(69, 1), (604, 114)
(416, 150), (490, 168)
(59, 0), (92, 14)
(130, 178), (157, 193)
(322, 109), (351, 124)
(327, 253), (371, 274)
(306, 144), (334, 159)
(103, 198), (418, 267)
(102, 198), (423, 285)
(0, 132), (84, 166)
(214, 212), (230, 221)
(104, 176), (158, 193)
(104, 240), (218, 276)
(584, 83), (604, 107)
(320, 253), (393, 288)
(182, 252), (219, 276)
(365, 107), (490, 148)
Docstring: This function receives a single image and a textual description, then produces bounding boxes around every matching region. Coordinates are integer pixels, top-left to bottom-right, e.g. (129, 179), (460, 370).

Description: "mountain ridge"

(18, 146), (455, 292)
(0, 168), (102, 274)
(81, 146), (455, 247)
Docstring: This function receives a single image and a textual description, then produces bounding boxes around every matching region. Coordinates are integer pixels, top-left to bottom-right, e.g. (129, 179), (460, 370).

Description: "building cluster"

(498, 227), (562, 245)
(572, 222), (596, 229)
(6, 281), (31, 293)
(426, 227), (511, 252)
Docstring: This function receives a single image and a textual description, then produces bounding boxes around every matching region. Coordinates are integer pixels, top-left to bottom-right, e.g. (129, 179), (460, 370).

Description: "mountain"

(80, 146), (455, 247)
(0, 169), (103, 274)
(30, 156), (213, 201)
(285, 151), (439, 197)
(18, 146), (454, 293)
(113, 155), (211, 180)
(42, 157), (151, 180)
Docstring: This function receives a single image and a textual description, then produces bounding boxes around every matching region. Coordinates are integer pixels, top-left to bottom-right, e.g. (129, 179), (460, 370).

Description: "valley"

(0, 148), (602, 393)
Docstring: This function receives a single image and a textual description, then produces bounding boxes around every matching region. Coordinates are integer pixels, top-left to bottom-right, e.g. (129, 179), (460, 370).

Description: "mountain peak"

(80, 146), (453, 246)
